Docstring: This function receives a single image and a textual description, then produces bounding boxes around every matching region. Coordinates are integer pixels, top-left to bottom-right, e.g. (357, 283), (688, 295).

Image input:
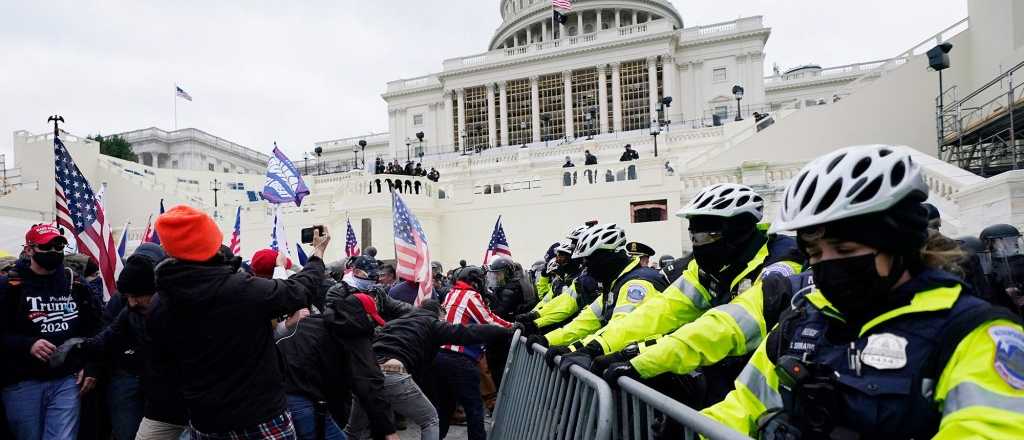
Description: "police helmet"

(981, 224), (1022, 240)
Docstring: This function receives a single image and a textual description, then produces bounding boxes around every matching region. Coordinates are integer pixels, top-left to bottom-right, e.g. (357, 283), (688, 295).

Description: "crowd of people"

(3, 144), (1024, 440)
(374, 158), (440, 182)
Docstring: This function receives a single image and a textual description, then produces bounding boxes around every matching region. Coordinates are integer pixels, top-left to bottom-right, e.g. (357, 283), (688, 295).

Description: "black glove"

(558, 351), (594, 377)
(603, 361), (641, 386)
(525, 335), (548, 355)
(590, 351), (629, 376)
(519, 319), (539, 335)
(579, 341), (604, 358)
(515, 311), (540, 323)
(544, 345), (571, 369)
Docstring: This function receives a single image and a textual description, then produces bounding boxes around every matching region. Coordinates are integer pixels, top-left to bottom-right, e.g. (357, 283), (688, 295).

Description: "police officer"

(484, 256), (536, 321)
(626, 242), (656, 267)
(570, 184), (803, 383)
(702, 145), (1024, 438)
(532, 224), (667, 369)
(518, 238), (600, 335)
(981, 224), (1024, 313)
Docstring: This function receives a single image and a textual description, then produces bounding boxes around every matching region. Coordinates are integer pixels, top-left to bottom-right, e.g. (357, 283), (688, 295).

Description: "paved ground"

(397, 414), (493, 440)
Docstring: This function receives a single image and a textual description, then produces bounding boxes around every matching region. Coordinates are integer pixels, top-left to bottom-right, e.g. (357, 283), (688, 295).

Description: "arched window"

(568, 26), (577, 36)
(601, 21), (610, 30)
(584, 24), (594, 33)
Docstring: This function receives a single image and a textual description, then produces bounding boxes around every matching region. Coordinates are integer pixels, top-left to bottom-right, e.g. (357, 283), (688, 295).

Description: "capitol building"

(2, 0), (1023, 268)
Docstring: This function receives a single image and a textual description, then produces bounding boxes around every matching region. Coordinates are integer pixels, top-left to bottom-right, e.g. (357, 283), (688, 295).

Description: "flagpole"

(173, 83), (178, 130)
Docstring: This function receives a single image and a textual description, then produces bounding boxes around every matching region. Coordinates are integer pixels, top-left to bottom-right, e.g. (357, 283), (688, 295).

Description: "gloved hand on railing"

(590, 343), (640, 375)
(603, 362), (642, 387)
(525, 335), (548, 355)
(558, 351), (595, 377)
(517, 319), (539, 335)
(514, 311), (539, 323)
(544, 345), (570, 368)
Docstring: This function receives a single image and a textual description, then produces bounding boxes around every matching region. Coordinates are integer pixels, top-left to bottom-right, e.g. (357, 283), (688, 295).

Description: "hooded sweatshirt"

(153, 255), (324, 433)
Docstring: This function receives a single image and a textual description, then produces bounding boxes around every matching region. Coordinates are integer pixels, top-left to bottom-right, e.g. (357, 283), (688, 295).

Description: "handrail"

(952, 59), (1024, 106)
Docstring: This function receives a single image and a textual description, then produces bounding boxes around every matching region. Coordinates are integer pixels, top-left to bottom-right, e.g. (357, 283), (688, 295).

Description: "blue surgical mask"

(343, 273), (375, 292)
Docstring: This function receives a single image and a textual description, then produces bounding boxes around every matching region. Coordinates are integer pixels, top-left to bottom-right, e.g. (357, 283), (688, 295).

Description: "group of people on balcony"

(374, 158), (440, 182)
(561, 145), (638, 169)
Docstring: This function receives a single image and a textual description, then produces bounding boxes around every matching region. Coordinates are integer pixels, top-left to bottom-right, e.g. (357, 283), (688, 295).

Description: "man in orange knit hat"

(151, 205), (330, 440)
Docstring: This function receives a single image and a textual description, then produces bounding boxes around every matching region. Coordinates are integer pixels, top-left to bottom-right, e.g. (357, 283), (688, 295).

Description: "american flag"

(552, 0), (572, 10)
(392, 192), (432, 305)
(175, 85), (192, 101)
(345, 218), (360, 257)
(116, 221), (130, 263)
(54, 137), (122, 300)
(142, 199), (165, 244)
(482, 215), (512, 266)
(229, 206), (241, 256)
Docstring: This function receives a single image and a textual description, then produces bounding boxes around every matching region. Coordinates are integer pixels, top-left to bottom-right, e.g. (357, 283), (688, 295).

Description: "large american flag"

(54, 137), (122, 300)
(345, 218), (360, 257)
(552, 0), (572, 10)
(482, 215), (512, 266)
(392, 192), (432, 305)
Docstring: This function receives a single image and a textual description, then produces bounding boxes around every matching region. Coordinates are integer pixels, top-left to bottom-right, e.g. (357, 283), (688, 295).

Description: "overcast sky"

(0, 0), (967, 162)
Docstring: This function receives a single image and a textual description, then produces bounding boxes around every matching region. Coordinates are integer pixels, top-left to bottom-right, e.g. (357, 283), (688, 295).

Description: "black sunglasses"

(34, 242), (66, 252)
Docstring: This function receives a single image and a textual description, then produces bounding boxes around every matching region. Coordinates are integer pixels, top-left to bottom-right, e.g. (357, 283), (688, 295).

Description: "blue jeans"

(107, 372), (144, 440)
(286, 395), (345, 440)
(431, 352), (485, 440)
(1, 376), (80, 440)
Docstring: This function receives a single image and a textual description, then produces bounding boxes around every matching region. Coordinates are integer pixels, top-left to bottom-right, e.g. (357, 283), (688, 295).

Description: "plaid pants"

(187, 412), (296, 440)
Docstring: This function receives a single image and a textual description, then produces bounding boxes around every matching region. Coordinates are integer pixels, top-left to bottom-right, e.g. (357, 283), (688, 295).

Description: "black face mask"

(32, 251), (64, 271)
(812, 253), (901, 322)
(693, 239), (731, 274)
(585, 251), (629, 285)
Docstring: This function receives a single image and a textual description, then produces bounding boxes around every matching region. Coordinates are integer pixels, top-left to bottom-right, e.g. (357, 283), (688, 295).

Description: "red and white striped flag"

(345, 218), (360, 257)
(229, 206), (241, 256)
(552, 0), (572, 10)
(392, 192), (432, 305)
(482, 215), (512, 266)
(54, 137), (122, 300)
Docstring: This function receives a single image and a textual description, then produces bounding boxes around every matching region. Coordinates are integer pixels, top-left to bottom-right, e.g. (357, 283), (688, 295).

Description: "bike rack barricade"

(614, 377), (751, 440)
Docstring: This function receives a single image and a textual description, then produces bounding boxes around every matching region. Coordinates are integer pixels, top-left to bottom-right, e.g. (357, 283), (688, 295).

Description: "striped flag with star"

(482, 215), (512, 266)
(392, 192), (432, 305)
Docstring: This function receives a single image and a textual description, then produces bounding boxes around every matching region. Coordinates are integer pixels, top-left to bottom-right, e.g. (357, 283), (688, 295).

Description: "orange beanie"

(155, 205), (223, 262)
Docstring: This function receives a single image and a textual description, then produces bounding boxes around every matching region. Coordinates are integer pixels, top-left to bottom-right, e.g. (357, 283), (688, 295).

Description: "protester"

(619, 144), (639, 161)
(433, 267), (513, 440)
(378, 264), (397, 290)
(151, 205), (329, 439)
(347, 299), (512, 440)
(584, 150), (597, 165)
(275, 293), (399, 440)
(329, 256), (411, 321)
(0, 224), (103, 440)
(427, 168), (440, 182)
(562, 156), (574, 168)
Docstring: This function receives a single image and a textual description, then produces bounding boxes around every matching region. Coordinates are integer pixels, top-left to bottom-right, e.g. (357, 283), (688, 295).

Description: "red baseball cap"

(250, 248), (292, 278)
(25, 224), (68, 246)
(353, 293), (386, 326)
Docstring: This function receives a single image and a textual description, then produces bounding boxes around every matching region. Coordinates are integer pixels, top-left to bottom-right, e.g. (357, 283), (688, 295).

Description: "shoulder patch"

(626, 284), (647, 303)
(761, 262), (796, 279)
(989, 325), (1024, 390)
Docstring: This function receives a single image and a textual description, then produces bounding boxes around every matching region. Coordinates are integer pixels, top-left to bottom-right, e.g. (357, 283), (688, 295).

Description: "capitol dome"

(491, 0), (684, 50)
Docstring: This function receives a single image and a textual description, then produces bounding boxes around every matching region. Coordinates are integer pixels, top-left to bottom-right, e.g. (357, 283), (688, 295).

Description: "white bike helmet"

(566, 225), (590, 241)
(572, 223), (626, 259)
(554, 239), (574, 255)
(676, 183), (764, 221)
(770, 145), (928, 234)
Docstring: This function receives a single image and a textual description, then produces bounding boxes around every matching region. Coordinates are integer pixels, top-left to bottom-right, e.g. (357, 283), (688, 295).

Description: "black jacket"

(153, 256), (324, 433)
(78, 294), (186, 425)
(487, 276), (536, 321)
(326, 282), (412, 322)
(0, 260), (103, 386)
(371, 308), (512, 375)
(619, 149), (639, 161)
(276, 296), (395, 439)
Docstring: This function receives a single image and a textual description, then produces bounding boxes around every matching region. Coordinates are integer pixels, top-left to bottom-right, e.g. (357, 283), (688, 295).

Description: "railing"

(764, 59), (890, 86)
(680, 16), (763, 40)
(443, 20), (674, 70)
(492, 333), (751, 440)
(384, 75), (441, 94)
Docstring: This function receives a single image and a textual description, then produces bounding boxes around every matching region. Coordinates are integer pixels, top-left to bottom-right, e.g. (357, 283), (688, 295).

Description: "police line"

(491, 330), (750, 440)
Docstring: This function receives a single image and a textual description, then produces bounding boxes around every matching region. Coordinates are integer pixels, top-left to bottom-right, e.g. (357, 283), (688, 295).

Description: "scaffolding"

(938, 60), (1024, 176)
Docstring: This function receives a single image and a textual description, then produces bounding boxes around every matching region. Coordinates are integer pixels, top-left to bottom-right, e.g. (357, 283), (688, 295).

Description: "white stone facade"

(115, 127), (270, 175)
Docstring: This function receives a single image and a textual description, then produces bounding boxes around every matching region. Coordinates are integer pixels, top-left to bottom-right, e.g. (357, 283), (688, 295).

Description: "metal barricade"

(491, 332), (614, 440)
(614, 378), (752, 440)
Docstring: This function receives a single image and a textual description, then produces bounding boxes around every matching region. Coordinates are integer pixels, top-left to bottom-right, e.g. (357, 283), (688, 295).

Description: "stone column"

(526, 26), (532, 44)
(562, 70), (575, 139)
(577, 12), (583, 34)
(499, 81), (509, 147)
(542, 20), (548, 42)
(530, 76), (541, 142)
(662, 54), (679, 123)
(486, 83), (497, 148)
(597, 64), (609, 133)
(615, 9), (620, 28)
(647, 56), (659, 127)
(632, 10), (638, 25)
(596, 10), (603, 31)
(456, 89), (466, 150)
(611, 62), (622, 132)
(443, 91), (454, 147)
(513, 33), (519, 47)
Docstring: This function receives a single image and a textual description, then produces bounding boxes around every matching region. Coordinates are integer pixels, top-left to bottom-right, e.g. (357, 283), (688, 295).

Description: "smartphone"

(300, 225), (324, 244)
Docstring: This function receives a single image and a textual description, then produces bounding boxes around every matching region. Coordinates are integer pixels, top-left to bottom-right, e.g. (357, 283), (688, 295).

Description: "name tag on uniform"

(861, 333), (908, 370)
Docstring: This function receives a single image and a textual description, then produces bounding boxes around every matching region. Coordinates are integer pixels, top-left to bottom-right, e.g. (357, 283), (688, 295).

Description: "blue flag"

(261, 146), (310, 206)
(296, 244), (308, 266)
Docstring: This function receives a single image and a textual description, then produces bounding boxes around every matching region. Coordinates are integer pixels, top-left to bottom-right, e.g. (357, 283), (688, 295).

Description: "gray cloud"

(0, 0), (966, 162)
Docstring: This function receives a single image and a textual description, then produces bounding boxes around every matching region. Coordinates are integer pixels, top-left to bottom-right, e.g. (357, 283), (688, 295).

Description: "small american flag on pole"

(175, 86), (192, 101)
(229, 206), (241, 256)
(392, 192), (432, 305)
(552, 0), (572, 10)
(482, 215), (512, 266)
(54, 136), (122, 300)
(345, 218), (360, 257)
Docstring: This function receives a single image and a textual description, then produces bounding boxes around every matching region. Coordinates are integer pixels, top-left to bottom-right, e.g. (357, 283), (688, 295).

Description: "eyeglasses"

(34, 242), (66, 252)
(690, 231), (723, 247)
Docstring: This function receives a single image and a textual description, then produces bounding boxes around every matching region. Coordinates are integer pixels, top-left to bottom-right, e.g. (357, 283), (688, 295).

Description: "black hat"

(117, 255), (156, 297)
(350, 255), (380, 279)
(625, 242), (655, 257)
